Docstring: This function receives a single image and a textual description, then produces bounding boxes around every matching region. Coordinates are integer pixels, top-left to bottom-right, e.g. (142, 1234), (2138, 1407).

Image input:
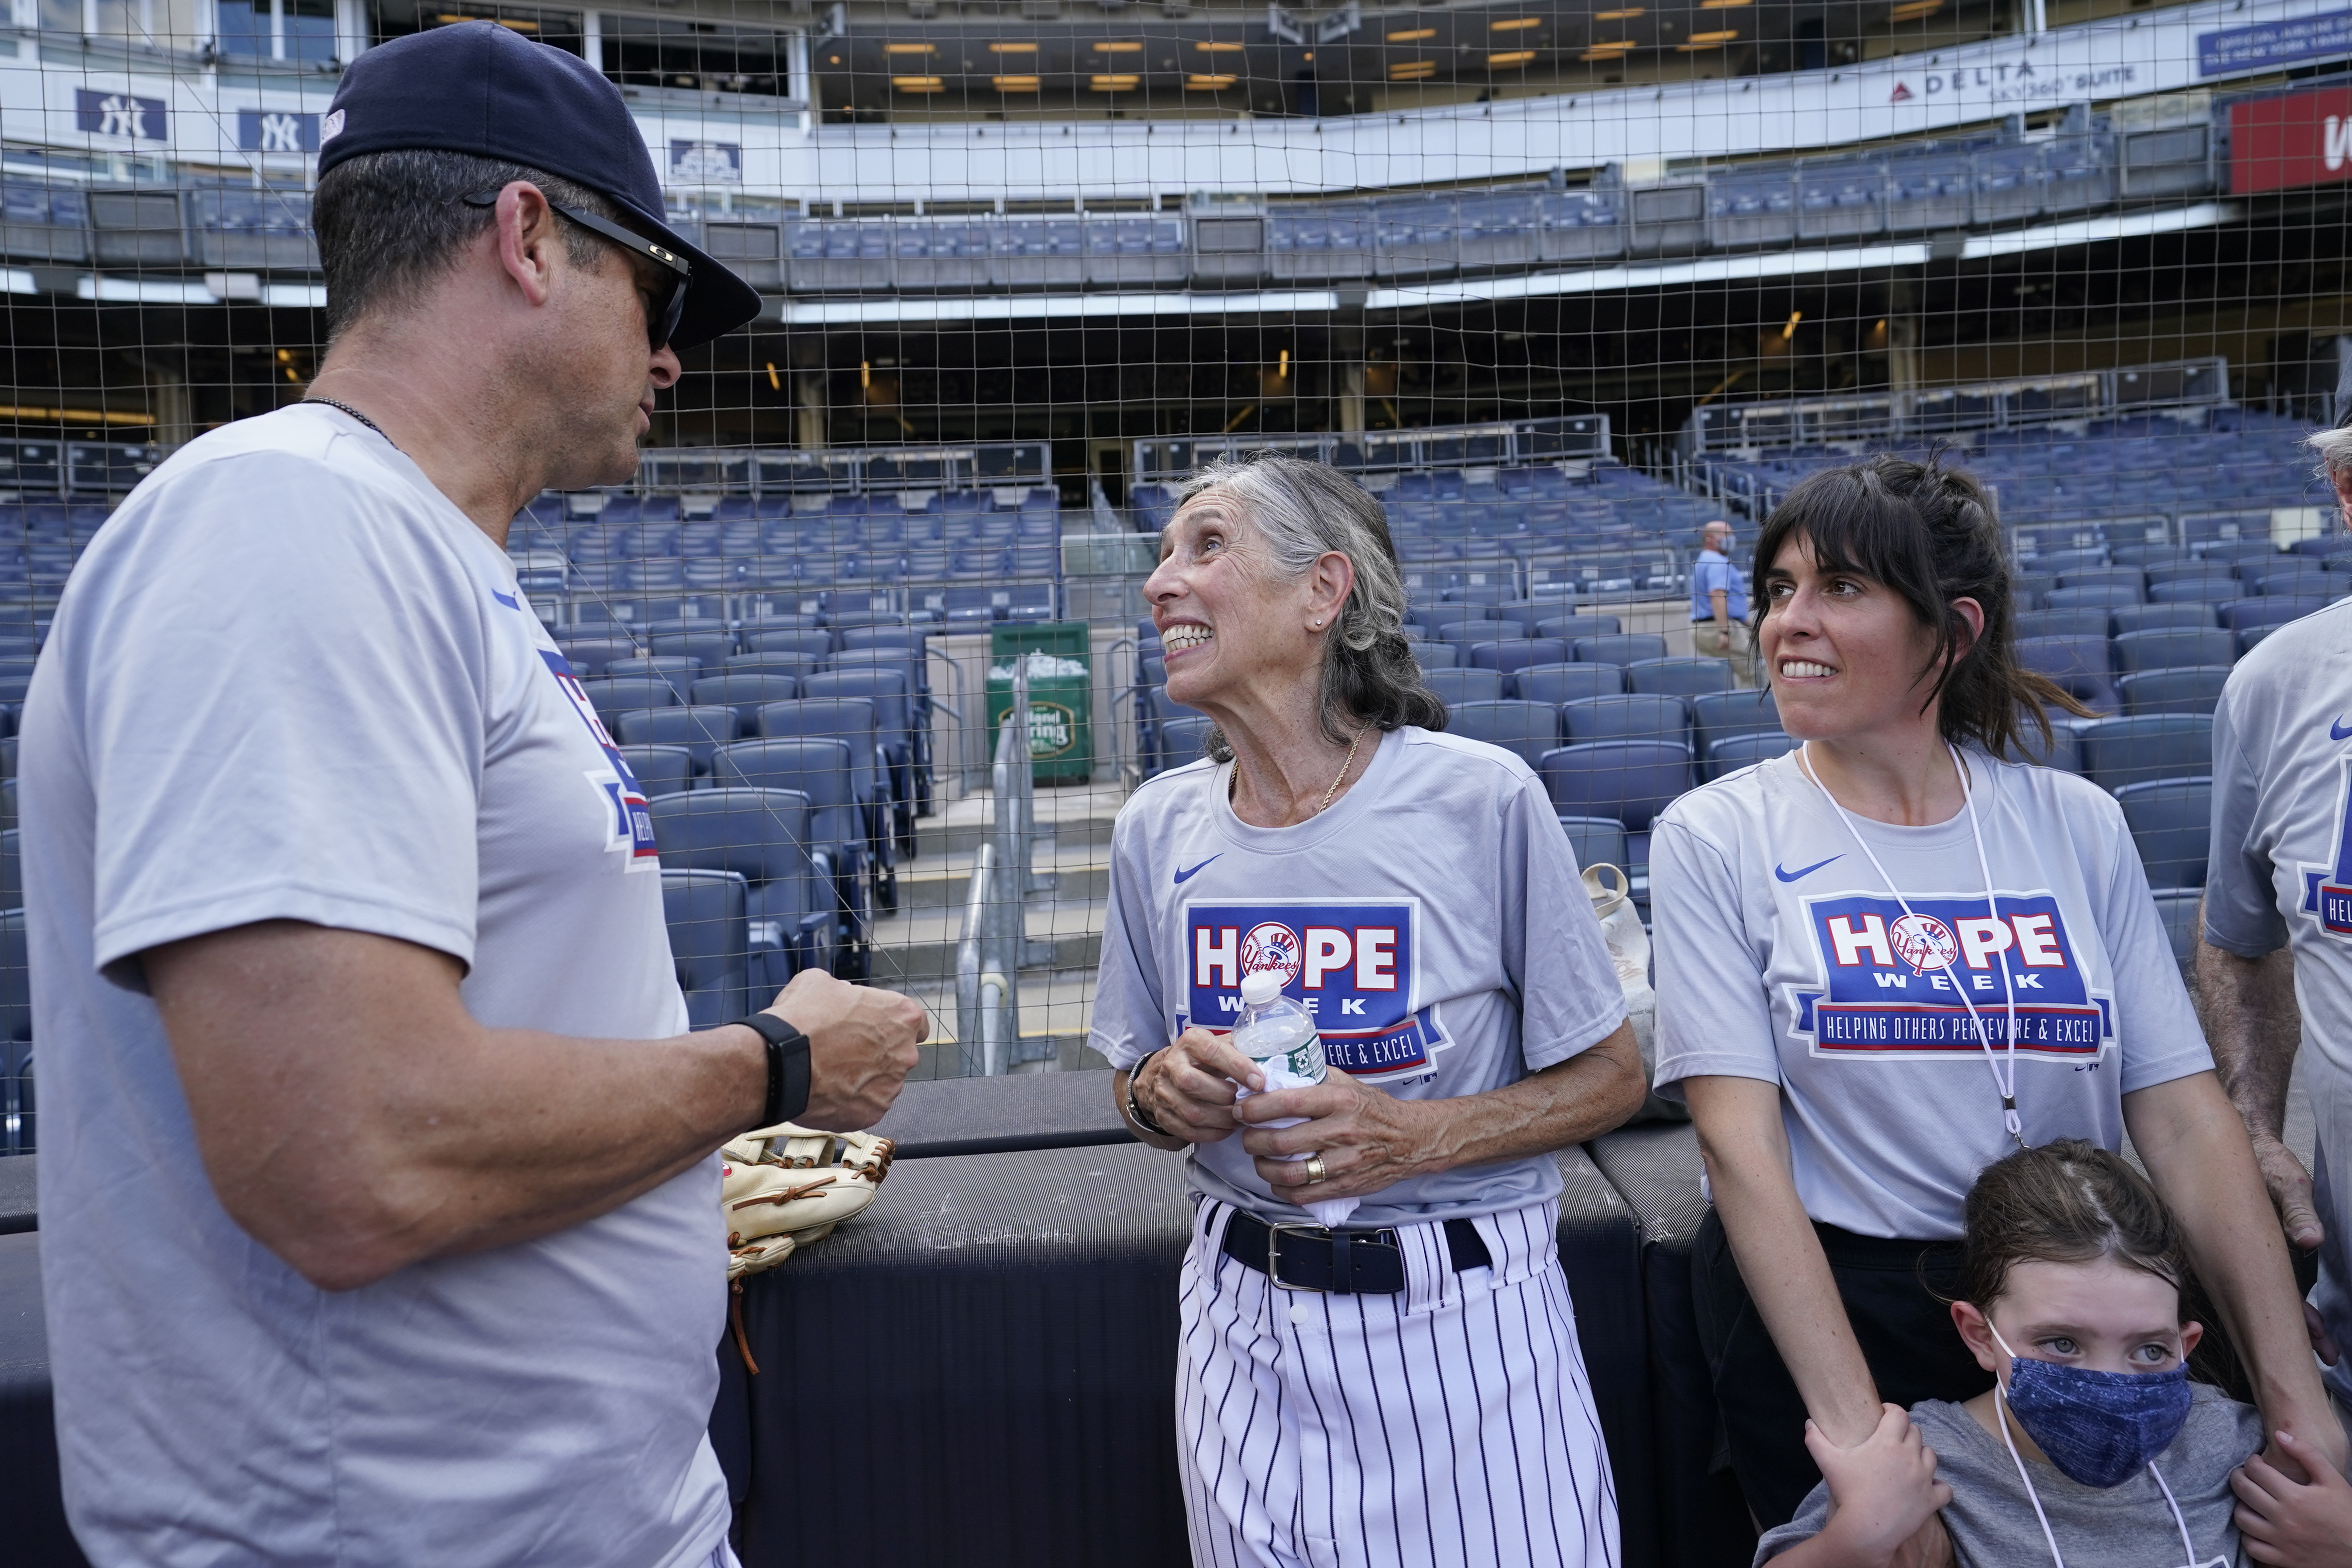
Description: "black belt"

(1219, 1209), (1495, 1295)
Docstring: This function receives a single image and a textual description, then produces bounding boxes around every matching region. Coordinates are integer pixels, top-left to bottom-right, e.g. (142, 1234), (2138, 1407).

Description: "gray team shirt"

(2205, 596), (2352, 1408)
(1651, 750), (2214, 1239)
(24, 405), (730, 1567)
(1757, 1386), (2260, 1566)
(1089, 726), (1626, 1226)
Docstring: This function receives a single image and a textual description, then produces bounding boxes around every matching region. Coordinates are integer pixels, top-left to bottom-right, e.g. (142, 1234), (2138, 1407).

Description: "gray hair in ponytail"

(1174, 452), (1447, 760)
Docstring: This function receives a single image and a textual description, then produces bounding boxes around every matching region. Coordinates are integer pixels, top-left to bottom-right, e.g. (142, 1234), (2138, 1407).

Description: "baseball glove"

(719, 1122), (897, 1373)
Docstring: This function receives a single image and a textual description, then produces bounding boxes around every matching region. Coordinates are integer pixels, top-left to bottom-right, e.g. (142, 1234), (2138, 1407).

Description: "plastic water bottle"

(1231, 970), (1359, 1230)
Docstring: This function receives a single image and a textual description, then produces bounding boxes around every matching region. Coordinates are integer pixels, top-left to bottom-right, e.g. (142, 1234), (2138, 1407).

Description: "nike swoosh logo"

(1774, 855), (1843, 883)
(1173, 855), (1222, 885)
(2332, 719), (2352, 742)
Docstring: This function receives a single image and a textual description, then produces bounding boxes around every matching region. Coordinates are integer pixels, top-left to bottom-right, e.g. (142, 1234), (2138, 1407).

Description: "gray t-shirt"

(1651, 749), (2214, 1238)
(24, 405), (730, 1566)
(1088, 726), (1626, 1225)
(2204, 596), (2352, 1408)
(1757, 1386), (2260, 1566)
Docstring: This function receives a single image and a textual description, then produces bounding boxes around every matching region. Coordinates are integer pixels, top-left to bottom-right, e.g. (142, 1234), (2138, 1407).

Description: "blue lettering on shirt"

(2298, 755), (2352, 937)
(539, 648), (661, 867)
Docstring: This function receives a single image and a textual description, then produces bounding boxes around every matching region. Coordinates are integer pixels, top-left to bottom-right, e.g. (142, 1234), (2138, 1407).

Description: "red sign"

(2229, 84), (2352, 195)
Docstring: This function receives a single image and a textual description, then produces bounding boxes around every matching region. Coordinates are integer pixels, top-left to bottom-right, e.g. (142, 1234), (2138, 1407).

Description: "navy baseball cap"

(318, 21), (761, 350)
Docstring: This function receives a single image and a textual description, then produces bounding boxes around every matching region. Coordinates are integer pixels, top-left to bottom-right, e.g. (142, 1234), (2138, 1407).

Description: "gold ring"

(1304, 1156), (1328, 1185)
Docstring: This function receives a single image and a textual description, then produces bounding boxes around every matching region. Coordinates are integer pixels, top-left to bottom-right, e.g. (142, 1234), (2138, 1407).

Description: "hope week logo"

(1180, 900), (1448, 1079)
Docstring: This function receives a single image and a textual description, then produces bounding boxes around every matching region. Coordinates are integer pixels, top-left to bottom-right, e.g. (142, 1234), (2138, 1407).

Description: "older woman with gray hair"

(1090, 453), (1647, 1568)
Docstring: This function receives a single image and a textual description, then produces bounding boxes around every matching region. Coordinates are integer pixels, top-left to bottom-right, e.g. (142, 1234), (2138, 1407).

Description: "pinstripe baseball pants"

(1176, 1197), (1620, 1568)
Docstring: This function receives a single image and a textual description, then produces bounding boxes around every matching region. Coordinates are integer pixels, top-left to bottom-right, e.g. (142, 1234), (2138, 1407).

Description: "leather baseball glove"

(719, 1122), (897, 1373)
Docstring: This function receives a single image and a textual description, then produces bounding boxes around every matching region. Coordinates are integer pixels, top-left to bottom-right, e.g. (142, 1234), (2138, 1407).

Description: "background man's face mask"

(1992, 1324), (2193, 1488)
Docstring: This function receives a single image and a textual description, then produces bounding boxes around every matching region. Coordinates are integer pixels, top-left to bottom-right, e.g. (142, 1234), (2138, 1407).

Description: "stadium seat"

(2056, 566), (2142, 595)
(1435, 619), (1524, 651)
(1415, 605), (1508, 635)
(2221, 597), (2325, 635)
(0, 775), (13, 833)
(0, 825), (16, 905)
(1573, 634), (1671, 667)
(1153, 714), (1215, 774)
(2014, 635), (2117, 713)
(725, 651), (824, 684)
(1557, 815), (1631, 876)
(1540, 741), (1694, 832)
(0, 908), (28, 1154)
(1705, 731), (1799, 780)
(556, 636), (643, 677)
(1562, 693), (1690, 748)
(1447, 700), (1564, 770)
(2244, 560), (2332, 597)
(756, 698), (897, 909)
(1688, 687), (1780, 754)
(807, 667), (925, 854)
(615, 705), (742, 777)
(1625, 658), (1734, 699)
(2148, 576), (2244, 605)
(1410, 642), (1459, 670)
(2010, 713), (2080, 774)
(2116, 667), (2230, 717)
(2116, 776), (2211, 892)
(1, 737), (16, 781)
(619, 743), (696, 799)
(2014, 608), (2112, 640)
(2108, 603), (2216, 636)
(651, 788), (837, 985)
(2149, 890), (2201, 978)
(579, 676), (682, 729)
(1511, 663), (1624, 705)
(746, 628), (835, 660)
(606, 655), (703, 687)
(712, 738), (875, 977)
(1423, 668), (1507, 708)
(650, 631), (739, 669)
(1468, 637), (1571, 676)
(2044, 583), (2143, 610)
(693, 674), (800, 729)
(2111, 627), (2234, 674)
(1536, 615), (1625, 643)
(2238, 627), (2280, 657)
(660, 868), (752, 1028)
(2076, 714), (2214, 794)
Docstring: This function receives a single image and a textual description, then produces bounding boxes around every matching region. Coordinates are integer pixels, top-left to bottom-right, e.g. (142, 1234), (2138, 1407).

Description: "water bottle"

(1231, 970), (1359, 1229)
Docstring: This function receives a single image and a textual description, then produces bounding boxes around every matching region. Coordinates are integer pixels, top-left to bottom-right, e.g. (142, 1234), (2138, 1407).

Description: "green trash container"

(986, 621), (1093, 784)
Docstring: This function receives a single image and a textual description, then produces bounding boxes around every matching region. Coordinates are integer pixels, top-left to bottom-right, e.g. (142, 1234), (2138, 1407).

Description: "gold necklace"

(1230, 729), (1364, 819)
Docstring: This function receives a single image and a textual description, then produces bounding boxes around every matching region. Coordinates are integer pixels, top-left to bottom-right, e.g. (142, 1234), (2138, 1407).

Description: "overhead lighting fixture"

(988, 40), (1038, 51)
(1090, 72), (1141, 87)
(1686, 29), (1738, 40)
(1593, 6), (1642, 15)
(992, 73), (1041, 88)
(1489, 16), (1541, 28)
(883, 41), (936, 53)
(1277, 349), (1290, 375)
(1386, 26), (1435, 39)
(1186, 71), (1237, 86)
(1092, 40), (1143, 51)
(1389, 58), (1439, 76)
(1699, 0), (1750, 8)
(765, 362), (782, 391)
(438, 12), (538, 28)
(1581, 41), (1637, 56)
(891, 74), (946, 88)
(1890, 0), (1942, 16)
(1781, 310), (1803, 340)
(1195, 38), (1245, 49)
(1488, 48), (1537, 64)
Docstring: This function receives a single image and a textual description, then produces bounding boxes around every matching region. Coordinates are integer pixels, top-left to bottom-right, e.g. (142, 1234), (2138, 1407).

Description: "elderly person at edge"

(1090, 452), (1648, 1568)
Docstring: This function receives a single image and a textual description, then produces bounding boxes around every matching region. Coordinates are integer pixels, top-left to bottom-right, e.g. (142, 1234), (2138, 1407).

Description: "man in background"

(25, 24), (925, 1566)
(1691, 517), (1750, 671)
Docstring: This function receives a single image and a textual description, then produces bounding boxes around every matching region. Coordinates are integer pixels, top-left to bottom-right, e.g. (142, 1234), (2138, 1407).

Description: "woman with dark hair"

(1647, 453), (2343, 1535)
(1091, 453), (1649, 1568)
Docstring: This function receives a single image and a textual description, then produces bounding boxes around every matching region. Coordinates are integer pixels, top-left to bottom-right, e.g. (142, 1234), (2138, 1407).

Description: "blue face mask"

(1992, 1324), (2194, 1489)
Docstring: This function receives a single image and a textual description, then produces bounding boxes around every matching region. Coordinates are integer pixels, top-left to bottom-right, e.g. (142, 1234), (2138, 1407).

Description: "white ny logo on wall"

(96, 95), (150, 138)
(74, 88), (167, 141)
(256, 113), (303, 153)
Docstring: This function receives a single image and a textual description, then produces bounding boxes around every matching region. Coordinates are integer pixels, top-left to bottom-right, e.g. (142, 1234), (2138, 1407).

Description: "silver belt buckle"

(1264, 1221), (1326, 1292)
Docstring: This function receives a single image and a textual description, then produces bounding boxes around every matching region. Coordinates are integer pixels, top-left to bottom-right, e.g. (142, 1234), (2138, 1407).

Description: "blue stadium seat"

(1410, 642), (1459, 670)
(1414, 604), (1506, 634)
(579, 676), (682, 729)
(0, 825), (17, 905)
(650, 631), (738, 669)
(2150, 889), (2201, 978)
(1540, 741), (1693, 832)
(1625, 658), (1734, 699)
(1704, 731), (1799, 780)
(2238, 626), (2280, 657)
(1153, 714), (1215, 775)
(1511, 663), (1624, 706)
(807, 667), (925, 853)
(746, 628), (834, 660)
(2222, 597), (2325, 635)
(2117, 668), (2230, 717)
(606, 655), (703, 686)
(1468, 638), (1571, 676)
(1562, 693), (1690, 747)
(1688, 688), (1781, 757)
(614, 705), (742, 777)
(1423, 667), (1507, 708)
(660, 867), (752, 1028)
(2010, 713), (2080, 773)
(712, 738), (875, 977)
(1446, 700), (1563, 770)
(1536, 615), (1625, 643)
(725, 651), (825, 684)
(2116, 776), (2211, 892)
(2147, 576), (2245, 605)
(693, 673), (800, 729)
(2111, 627), (2234, 673)
(2013, 608), (2112, 640)
(0, 775), (14, 832)
(618, 743), (696, 799)
(1573, 634), (1671, 667)
(651, 788), (837, 985)
(2076, 714), (2214, 794)
(0, 909), (30, 1153)
(2044, 583), (2144, 610)
(2014, 635), (2118, 713)
(556, 636), (643, 677)
(2109, 603), (2216, 636)
(1557, 815), (1631, 876)
(2055, 566), (2143, 595)
(1435, 619), (1524, 650)
(756, 698), (897, 908)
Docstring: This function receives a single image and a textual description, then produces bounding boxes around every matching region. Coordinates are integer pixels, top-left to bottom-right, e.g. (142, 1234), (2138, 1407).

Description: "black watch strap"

(735, 1013), (811, 1128)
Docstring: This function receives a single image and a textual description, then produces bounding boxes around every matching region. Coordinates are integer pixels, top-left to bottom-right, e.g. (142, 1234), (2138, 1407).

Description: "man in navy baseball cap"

(318, 20), (758, 351)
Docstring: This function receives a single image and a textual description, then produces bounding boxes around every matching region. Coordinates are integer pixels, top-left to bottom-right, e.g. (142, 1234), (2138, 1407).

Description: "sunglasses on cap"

(461, 191), (690, 350)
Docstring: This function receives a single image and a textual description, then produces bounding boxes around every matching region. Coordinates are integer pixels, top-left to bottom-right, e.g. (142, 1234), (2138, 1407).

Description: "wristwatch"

(734, 1013), (811, 1128)
(1125, 1048), (1173, 1138)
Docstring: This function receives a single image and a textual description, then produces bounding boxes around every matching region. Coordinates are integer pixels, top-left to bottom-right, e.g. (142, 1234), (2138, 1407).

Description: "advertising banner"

(2229, 84), (2352, 194)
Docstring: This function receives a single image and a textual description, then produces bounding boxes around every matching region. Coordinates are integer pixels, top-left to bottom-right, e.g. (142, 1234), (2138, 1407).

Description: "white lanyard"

(1993, 1383), (2213, 1568)
(1797, 741), (2026, 1147)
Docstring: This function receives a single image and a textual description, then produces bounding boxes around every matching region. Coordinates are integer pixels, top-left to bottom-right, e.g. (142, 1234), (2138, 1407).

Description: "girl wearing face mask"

(1755, 1139), (2352, 1566)
(1648, 454), (2347, 1541)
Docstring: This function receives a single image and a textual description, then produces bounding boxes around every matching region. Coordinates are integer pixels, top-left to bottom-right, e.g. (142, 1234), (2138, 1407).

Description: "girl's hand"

(1806, 1405), (1952, 1568)
(2233, 1427), (2352, 1566)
